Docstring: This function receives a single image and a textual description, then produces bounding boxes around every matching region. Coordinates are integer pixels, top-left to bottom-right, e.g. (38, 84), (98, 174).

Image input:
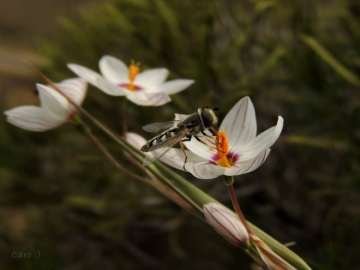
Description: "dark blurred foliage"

(1, 0), (360, 269)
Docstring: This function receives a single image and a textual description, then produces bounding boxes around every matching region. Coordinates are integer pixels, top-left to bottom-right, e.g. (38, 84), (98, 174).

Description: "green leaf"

(282, 135), (349, 150)
(154, 0), (180, 39)
(258, 46), (287, 77)
(252, 0), (277, 12)
(300, 35), (360, 87)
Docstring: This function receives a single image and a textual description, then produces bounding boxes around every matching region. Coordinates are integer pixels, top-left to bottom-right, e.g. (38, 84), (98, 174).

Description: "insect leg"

(201, 131), (213, 138)
(179, 140), (188, 171)
(200, 131), (217, 144)
(178, 135), (194, 170)
(194, 135), (217, 148)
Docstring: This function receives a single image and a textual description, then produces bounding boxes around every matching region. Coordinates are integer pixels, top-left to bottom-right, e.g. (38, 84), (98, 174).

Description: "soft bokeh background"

(1, 0), (360, 269)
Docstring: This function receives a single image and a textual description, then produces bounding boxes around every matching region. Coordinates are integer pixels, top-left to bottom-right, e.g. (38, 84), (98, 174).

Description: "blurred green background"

(1, 0), (360, 269)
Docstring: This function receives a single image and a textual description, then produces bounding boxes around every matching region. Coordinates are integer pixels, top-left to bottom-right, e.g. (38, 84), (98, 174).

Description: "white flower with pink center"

(68, 55), (194, 106)
(152, 96), (284, 179)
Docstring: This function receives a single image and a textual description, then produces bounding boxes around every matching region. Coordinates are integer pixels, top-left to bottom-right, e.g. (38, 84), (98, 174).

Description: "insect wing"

(143, 129), (188, 166)
(142, 121), (179, 133)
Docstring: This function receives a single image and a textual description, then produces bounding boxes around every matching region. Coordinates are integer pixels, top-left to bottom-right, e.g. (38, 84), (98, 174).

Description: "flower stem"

(223, 176), (254, 236)
(75, 116), (205, 216)
(75, 120), (150, 184)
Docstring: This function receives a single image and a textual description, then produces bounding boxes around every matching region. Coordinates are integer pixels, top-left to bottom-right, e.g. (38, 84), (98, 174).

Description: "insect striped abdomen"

(141, 128), (182, 152)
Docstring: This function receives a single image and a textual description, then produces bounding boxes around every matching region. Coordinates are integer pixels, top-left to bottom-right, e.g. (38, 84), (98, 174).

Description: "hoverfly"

(141, 107), (219, 169)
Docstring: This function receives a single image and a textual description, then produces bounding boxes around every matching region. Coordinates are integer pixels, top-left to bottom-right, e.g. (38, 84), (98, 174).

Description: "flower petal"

(225, 149), (270, 176)
(220, 96), (257, 149)
(162, 156), (226, 180)
(4, 106), (62, 131)
(160, 79), (194, 95)
(204, 203), (249, 246)
(99, 55), (129, 84)
(186, 162), (227, 179)
(269, 116), (284, 145)
(135, 68), (169, 86)
(155, 148), (206, 171)
(183, 133), (216, 160)
(97, 77), (127, 96)
(126, 132), (147, 150)
(233, 116), (283, 162)
(67, 63), (103, 88)
(55, 78), (87, 106)
(37, 84), (71, 121)
(126, 92), (171, 106)
(156, 147), (226, 179)
(68, 63), (126, 96)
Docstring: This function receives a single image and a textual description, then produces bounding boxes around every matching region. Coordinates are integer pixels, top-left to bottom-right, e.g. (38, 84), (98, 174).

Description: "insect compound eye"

(201, 108), (217, 128)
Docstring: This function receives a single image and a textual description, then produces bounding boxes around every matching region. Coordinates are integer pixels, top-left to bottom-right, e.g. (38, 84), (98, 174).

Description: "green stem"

(75, 116), (204, 215)
(75, 119), (150, 184)
(89, 131), (204, 215)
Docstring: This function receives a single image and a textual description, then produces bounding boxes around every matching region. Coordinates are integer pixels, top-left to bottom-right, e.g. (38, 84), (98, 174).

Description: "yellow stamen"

(216, 131), (231, 168)
(127, 62), (141, 91)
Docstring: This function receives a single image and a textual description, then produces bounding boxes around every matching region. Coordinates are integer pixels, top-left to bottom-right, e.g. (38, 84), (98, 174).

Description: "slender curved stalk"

(84, 127), (150, 184)
(227, 181), (254, 235)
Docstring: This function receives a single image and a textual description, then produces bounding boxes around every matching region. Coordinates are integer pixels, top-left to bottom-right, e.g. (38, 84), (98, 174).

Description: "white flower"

(152, 96), (283, 179)
(68, 55), (194, 106)
(4, 78), (87, 132)
(204, 203), (249, 247)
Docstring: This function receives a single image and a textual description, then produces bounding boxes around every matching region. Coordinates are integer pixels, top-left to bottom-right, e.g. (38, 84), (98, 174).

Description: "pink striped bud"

(204, 203), (249, 247)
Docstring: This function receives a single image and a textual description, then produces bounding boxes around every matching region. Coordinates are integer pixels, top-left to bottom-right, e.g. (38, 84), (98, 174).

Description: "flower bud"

(204, 203), (249, 247)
